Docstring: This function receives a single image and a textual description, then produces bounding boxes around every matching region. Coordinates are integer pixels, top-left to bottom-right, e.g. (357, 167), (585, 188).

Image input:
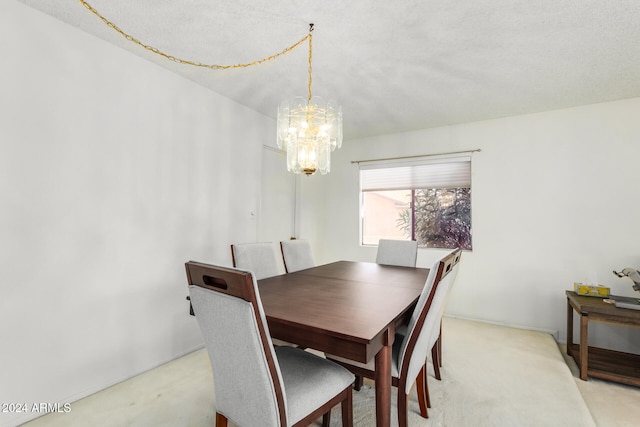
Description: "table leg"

(374, 330), (392, 427)
(579, 313), (589, 381)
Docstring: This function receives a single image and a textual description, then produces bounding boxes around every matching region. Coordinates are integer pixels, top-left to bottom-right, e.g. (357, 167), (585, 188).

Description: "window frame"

(358, 153), (473, 250)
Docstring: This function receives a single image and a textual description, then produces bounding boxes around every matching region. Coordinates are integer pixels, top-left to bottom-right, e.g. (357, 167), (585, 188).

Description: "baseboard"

(445, 313), (560, 341)
(2, 344), (205, 427)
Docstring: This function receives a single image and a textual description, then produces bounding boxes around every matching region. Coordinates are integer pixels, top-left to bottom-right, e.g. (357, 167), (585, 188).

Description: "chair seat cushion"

(325, 334), (404, 379)
(275, 346), (354, 425)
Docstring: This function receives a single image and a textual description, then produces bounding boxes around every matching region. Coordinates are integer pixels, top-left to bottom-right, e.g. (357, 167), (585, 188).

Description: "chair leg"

(417, 365), (430, 418)
(341, 387), (353, 427)
(432, 344), (442, 381)
(438, 323), (443, 367)
(354, 375), (363, 391)
(215, 412), (228, 427)
(322, 411), (331, 427)
(424, 365), (431, 409)
(432, 347), (442, 380)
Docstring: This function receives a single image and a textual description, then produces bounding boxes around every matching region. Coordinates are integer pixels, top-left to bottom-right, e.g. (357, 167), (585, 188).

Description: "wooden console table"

(566, 290), (640, 386)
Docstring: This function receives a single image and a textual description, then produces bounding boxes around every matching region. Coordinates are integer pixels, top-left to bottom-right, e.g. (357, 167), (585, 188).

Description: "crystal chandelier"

(78, 3), (339, 175)
(277, 24), (343, 175)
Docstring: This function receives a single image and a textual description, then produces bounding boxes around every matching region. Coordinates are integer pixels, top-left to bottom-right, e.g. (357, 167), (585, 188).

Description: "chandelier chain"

(78, 0), (311, 70)
(307, 24), (314, 102)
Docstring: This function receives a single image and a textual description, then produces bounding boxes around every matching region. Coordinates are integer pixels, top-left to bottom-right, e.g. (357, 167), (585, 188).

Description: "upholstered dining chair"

(327, 249), (460, 426)
(186, 261), (354, 427)
(231, 242), (286, 280)
(280, 239), (315, 273)
(375, 239), (419, 267)
(232, 242), (294, 347)
(395, 249), (462, 381)
(395, 248), (462, 397)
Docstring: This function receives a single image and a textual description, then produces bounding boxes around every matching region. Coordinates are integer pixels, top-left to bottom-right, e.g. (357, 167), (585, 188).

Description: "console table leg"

(566, 298), (573, 354)
(579, 313), (589, 381)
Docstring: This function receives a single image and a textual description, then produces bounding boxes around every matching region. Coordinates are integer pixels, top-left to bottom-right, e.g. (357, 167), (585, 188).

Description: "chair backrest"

(429, 249), (462, 339)
(280, 239), (315, 273)
(397, 249), (462, 394)
(186, 261), (287, 427)
(231, 242), (286, 280)
(446, 249), (462, 289)
(375, 239), (418, 267)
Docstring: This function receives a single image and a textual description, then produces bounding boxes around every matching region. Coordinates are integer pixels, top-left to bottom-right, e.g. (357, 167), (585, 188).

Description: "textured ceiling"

(16, 0), (640, 140)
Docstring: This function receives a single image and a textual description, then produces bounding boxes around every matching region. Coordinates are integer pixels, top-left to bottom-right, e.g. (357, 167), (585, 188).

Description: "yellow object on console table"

(573, 282), (610, 297)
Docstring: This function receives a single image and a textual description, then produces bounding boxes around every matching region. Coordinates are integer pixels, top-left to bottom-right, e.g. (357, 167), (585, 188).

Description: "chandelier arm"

(78, 0), (311, 70)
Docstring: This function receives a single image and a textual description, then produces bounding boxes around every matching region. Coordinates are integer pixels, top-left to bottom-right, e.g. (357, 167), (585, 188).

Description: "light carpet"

(21, 317), (600, 427)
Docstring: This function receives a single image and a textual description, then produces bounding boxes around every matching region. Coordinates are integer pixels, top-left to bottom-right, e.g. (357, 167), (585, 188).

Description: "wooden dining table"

(258, 260), (430, 427)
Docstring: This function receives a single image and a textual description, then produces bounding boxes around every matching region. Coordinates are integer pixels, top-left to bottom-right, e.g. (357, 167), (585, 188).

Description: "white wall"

(299, 97), (640, 352)
(0, 3), (276, 426)
(259, 147), (296, 242)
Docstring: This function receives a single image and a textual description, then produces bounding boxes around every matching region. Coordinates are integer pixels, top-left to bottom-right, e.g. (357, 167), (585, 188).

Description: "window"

(360, 154), (472, 250)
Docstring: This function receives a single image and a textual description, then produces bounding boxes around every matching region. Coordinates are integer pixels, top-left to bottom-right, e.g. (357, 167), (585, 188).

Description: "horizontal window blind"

(360, 155), (471, 191)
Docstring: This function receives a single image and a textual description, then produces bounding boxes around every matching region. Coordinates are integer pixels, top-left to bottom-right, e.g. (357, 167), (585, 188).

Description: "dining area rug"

(315, 317), (595, 427)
